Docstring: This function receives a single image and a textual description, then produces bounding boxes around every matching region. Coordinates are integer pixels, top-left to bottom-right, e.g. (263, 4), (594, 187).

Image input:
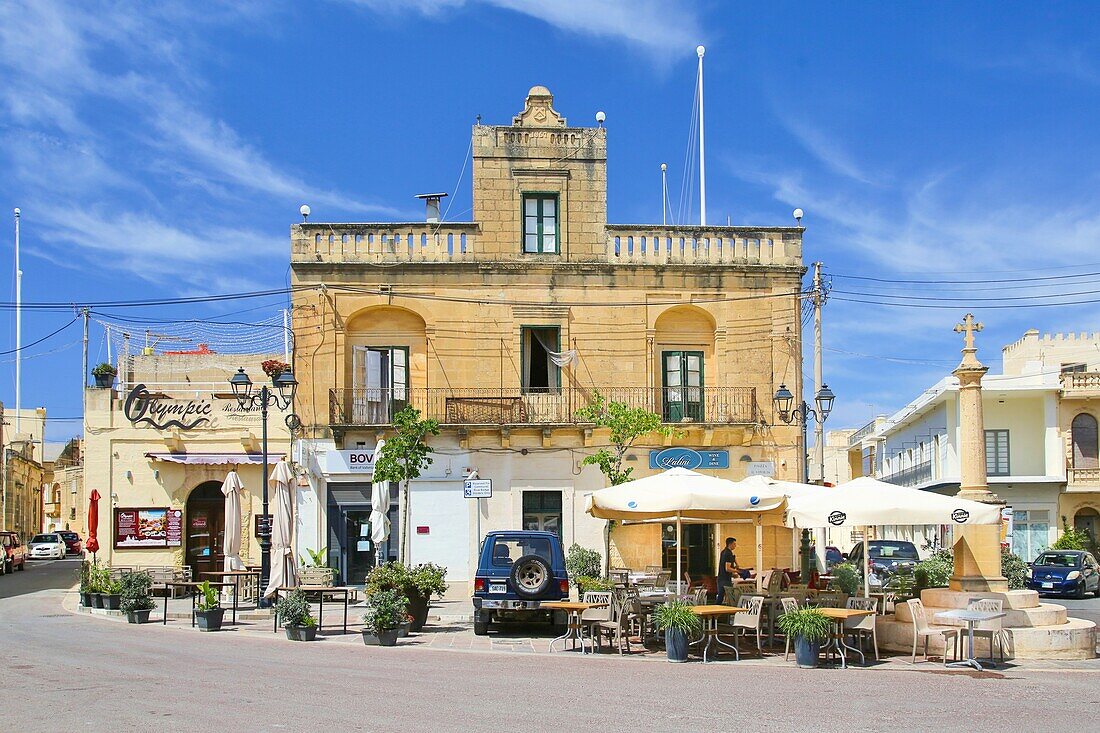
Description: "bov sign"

(649, 448), (729, 471)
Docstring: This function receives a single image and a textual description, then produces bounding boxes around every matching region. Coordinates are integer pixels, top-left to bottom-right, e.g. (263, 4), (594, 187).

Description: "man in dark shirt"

(716, 537), (738, 603)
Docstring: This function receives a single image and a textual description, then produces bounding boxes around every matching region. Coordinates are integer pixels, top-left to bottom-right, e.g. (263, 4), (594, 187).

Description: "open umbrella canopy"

(784, 476), (1002, 529)
(85, 489), (101, 555)
(585, 468), (787, 523)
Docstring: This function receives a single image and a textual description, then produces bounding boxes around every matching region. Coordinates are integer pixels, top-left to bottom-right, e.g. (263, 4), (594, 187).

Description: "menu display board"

(115, 508), (182, 548)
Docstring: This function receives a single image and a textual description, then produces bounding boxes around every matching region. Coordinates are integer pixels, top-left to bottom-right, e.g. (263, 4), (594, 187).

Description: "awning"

(144, 452), (286, 465)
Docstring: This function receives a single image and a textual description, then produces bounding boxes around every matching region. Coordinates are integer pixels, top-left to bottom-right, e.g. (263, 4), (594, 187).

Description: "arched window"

(1072, 413), (1099, 469)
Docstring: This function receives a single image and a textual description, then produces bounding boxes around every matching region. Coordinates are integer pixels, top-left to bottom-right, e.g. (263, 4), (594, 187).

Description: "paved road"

(3, 561), (1099, 733)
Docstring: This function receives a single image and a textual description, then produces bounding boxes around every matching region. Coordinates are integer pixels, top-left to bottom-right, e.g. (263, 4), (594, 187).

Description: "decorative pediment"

(513, 85), (566, 128)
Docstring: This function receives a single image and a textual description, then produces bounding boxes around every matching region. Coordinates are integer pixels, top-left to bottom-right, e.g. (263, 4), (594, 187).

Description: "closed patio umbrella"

(263, 459), (298, 599)
(85, 489), (101, 558)
(368, 439), (389, 568)
(585, 468), (788, 592)
(221, 470), (245, 572)
(784, 476), (1002, 596)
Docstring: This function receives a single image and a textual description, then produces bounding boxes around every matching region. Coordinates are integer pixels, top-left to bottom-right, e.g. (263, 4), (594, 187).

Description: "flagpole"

(696, 46), (706, 227)
(14, 208), (21, 433)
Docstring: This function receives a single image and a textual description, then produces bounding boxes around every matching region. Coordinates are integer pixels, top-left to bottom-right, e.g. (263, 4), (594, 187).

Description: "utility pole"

(813, 261), (825, 483)
(81, 308), (90, 391)
(661, 163), (668, 226)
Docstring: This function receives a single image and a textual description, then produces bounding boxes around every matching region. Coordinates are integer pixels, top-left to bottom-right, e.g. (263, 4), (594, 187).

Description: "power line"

(0, 317), (77, 355)
(832, 295), (1100, 310)
(831, 269), (1100, 285)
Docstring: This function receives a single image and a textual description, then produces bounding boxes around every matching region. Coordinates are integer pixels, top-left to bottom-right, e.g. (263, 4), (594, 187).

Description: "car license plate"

(489, 583), (507, 594)
(1042, 582), (1054, 589)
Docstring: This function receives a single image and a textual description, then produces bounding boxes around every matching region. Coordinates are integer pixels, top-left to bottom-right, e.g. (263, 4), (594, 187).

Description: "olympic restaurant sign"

(123, 384), (265, 430)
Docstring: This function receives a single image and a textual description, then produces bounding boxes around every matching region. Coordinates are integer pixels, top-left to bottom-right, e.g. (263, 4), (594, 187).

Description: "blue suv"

(472, 530), (570, 636)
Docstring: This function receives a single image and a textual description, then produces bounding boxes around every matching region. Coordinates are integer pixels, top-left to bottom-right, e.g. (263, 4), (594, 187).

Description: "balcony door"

(352, 346), (408, 424)
(662, 351), (703, 422)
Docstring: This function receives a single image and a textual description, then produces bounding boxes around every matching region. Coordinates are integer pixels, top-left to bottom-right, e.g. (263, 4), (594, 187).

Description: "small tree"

(373, 406), (440, 565)
(575, 391), (676, 571)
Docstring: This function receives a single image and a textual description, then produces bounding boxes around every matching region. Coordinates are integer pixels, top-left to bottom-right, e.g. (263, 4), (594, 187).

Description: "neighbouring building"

(83, 352), (291, 576)
(43, 438), (85, 536)
(844, 329), (1100, 560)
(290, 86), (808, 590)
(2, 406), (47, 542)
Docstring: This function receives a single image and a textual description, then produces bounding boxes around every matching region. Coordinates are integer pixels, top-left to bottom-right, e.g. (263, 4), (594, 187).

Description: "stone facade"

(290, 86), (808, 587)
(1, 406), (46, 542)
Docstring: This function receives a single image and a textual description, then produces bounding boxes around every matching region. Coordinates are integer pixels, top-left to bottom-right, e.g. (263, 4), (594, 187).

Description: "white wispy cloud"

(341, 0), (703, 53)
(0, 0), (393, 288)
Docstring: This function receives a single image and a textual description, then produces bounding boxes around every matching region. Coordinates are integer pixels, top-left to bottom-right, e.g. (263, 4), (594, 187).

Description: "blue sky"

(2, 1), (1100, 442)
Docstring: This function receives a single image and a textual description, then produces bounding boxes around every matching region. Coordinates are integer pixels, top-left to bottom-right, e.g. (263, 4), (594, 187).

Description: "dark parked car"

(57, 531), (82, 555)
(847, 540), (920, 578)
(824, 545), (844, 569)
(472, 530), (569, 636)
(0, 532), (27, 573)
(1027, 550), (1100, 598)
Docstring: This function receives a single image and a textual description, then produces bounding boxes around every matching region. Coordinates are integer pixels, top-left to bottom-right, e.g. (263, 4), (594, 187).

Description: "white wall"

(408, 479), (471, 581)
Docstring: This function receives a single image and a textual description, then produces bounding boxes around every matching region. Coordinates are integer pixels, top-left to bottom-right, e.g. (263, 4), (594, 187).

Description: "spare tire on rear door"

(510, 554), (553, 599)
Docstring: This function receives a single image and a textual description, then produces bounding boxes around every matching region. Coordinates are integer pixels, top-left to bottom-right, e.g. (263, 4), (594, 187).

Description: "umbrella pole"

(863, 526), (871, 598)
(755, 516), (763, 591)
(676, 516), (682, 595)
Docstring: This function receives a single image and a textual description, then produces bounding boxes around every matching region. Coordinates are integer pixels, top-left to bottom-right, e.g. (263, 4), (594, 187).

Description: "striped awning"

(144, 452), (285, 465)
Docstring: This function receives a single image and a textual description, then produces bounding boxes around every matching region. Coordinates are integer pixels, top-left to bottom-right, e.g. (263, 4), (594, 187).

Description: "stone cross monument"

(950, 313), (1008, 591)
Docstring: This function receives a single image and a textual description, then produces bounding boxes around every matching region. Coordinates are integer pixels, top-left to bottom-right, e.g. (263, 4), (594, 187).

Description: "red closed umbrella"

(86, 489), (101, 556)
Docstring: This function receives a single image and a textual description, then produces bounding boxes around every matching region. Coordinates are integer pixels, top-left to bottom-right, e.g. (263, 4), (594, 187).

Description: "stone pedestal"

(951, 524), (1008, 592)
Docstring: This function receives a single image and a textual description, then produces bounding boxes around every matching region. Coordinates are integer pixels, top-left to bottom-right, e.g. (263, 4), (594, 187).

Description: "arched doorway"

(1074, 507), (1100, 555)
(186, 482), (225, 580)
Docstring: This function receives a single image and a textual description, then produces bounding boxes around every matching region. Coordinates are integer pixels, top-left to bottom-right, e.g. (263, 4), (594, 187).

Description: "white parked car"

(28, 533), (66, 560)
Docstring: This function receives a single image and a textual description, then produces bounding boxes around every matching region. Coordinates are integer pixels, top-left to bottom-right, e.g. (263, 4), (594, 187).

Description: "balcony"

(848, 418), (878, 447)
(881, 460), (934, 488)
(1068, 467), (1100, 489)
(44, 501), (61, 518)
(291, 223), (802, 268)
(1061, 372), (1100, 397)
(329, 386), (758, 428)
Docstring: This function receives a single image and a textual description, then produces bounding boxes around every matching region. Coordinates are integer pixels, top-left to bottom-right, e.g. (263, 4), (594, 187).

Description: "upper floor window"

(1061, 362), (1088, 374)
(1072, 413), (1099, 469)
(663, 351), (703, 422)
(352, 346), (408, 423)
(985, 429), (1010, 476)
(523, 194), (558, 253)
(521, 327), (561, 393)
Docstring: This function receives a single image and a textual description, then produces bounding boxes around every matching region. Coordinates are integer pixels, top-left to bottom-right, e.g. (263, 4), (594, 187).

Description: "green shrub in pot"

(652, 600), (702, 662)
(362, 589), (408, 647)
(120, 571), (155, 623)
(830, 562), (861, 596)
(194, 580), (224, 631)
(275, 589), (317, 641)
(777, 607), (831, 668)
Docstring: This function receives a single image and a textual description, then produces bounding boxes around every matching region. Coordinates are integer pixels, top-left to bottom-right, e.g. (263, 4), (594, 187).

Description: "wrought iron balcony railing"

(881, 460), (934, 488)
(328, 386), (758, 428)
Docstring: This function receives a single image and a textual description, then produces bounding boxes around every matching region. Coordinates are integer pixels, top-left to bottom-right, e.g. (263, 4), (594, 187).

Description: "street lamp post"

(229, 366), (298, 607)
(773, 382), (836, 580)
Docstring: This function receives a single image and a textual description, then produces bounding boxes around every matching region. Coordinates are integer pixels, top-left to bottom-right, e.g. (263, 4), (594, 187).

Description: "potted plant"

(89, 564), (109, 608)
(366, 562), (446, 632)
(652, 600), (702, 663)
(194, 580), (225, 631)
(101, 577), (123, 611)
(91, 362), (117, 388)
(274, 589), (318, 641)
(777, 607), (832, 668)
(79, 561), (93, 607)
(362, 589), (408, 647)
(120, 571), (155, 623)
(261, 359), (289, 378)
(830, 562), (861, 596)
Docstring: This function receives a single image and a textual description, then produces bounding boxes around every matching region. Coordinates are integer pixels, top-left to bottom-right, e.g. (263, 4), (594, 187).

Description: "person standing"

(716, 537), (739, 604)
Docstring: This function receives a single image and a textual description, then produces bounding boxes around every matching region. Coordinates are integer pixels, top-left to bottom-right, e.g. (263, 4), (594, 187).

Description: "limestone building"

(83, 352), (291, 574)
(1, 406), (47, 542)
(290, 87), (808, 590)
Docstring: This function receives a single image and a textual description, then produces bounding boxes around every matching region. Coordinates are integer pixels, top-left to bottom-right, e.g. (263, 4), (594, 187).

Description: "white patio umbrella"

(221, 470), (245, 572)
(368, 439), (389, 568)
(784, 476), (1003, 597)
(585, 467), (788, 593)
(263, 459), (298, 599)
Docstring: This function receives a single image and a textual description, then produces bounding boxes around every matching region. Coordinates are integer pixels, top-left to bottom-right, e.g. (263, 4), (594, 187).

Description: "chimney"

(415, 193), (448, 223)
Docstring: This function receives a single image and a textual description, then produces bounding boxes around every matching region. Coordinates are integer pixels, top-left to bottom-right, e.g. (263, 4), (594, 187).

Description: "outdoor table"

(816, 607), (875, 668)
(936, 609), (1007, 671)
(160, 581), (236, 626)
(271, 585), (354, 635)
(688, 605), (746, 662)
(200, 569), (262, 605)
(543, 601), (607, 654)
(628, 572), (659, 586)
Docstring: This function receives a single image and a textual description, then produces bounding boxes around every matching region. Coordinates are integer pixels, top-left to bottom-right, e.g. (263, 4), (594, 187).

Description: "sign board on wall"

(115, 508), (182, 549)
(463, 479), (493, 499)
(746, 461), (776, 477)
(327, 449), (377, 474)
(649, 448), (730, 471)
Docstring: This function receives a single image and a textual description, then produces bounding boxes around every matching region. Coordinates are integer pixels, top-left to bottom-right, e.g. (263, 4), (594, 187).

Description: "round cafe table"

(542, 601), (608, 654)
